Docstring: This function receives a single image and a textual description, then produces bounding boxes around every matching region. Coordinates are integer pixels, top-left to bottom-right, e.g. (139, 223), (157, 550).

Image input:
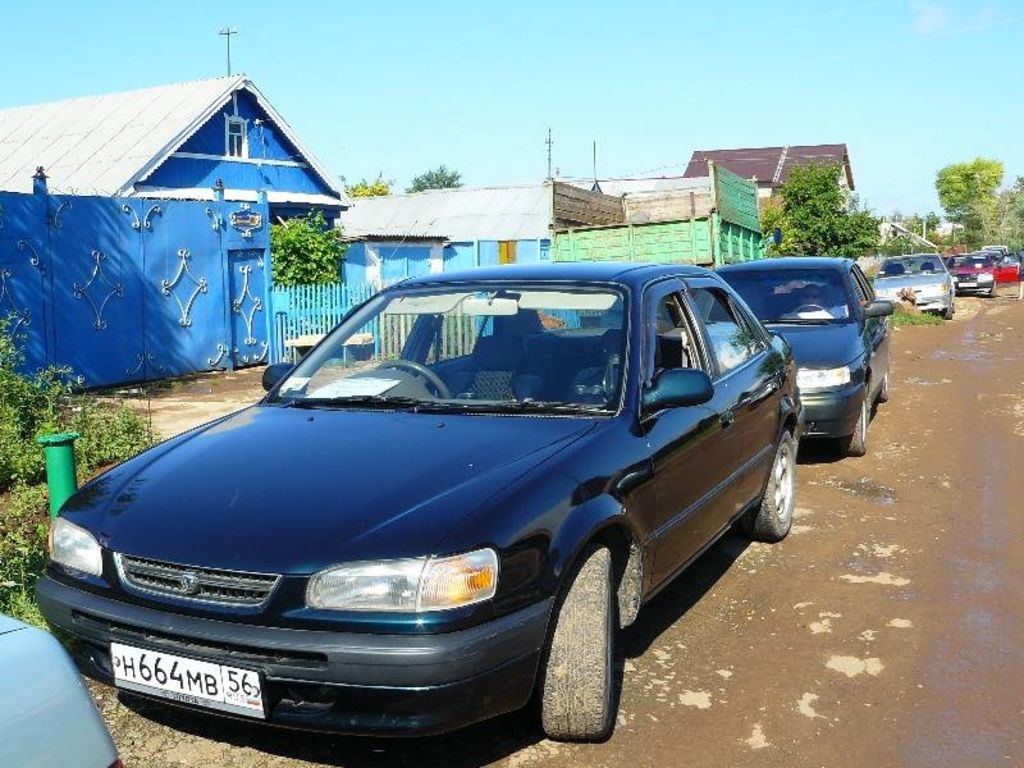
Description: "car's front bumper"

(799, 381), (865, 438)
(954, 280), (995, 295)
(37, 574), (551, 736)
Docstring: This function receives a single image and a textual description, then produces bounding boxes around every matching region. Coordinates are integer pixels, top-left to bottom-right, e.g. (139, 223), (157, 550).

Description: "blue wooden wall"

(344, 238), (552, 285)
(144, 91), (337, 210)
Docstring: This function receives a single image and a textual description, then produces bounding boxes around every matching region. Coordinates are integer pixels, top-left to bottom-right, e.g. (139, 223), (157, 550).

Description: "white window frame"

(225, 116), (248, 158)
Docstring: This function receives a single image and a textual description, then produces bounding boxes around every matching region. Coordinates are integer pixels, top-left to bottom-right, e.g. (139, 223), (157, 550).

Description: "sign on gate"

(0, 184), (272, 388)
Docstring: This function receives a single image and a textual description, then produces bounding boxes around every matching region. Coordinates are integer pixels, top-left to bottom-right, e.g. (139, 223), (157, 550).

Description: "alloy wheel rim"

(773, 440), (794, 523)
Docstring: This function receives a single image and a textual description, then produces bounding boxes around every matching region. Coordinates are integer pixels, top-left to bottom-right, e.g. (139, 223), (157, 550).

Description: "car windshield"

(721, 269), (852, 324)
(952, 255), (992, 268)
(879, 256), (945, 276)
(267, 283), (627, 414)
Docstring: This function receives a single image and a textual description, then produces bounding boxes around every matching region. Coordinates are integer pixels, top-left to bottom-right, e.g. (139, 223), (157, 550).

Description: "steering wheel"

(794, 304), (827, 314)
(377, 360), (452, 398)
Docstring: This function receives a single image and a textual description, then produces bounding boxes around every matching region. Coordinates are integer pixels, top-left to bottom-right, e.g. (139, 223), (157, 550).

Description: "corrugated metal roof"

(683, 144), (853, 190)
(338, 184), (552, 241)
(0, 76), (346, 203)
(563, 175), (708, 197)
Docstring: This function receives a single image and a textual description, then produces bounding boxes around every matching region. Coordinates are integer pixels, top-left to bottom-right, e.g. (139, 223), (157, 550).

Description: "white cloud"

(911, 2), (951, 35)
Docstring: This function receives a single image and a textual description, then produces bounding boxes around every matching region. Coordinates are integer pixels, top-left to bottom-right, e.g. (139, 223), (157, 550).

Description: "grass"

(891, 308), (945, 327)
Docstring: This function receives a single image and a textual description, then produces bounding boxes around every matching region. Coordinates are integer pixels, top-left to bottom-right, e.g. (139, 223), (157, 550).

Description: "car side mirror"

(262, 362), (292, 392)
(642, 369), (714, 415)
(864, 300), (894, 319)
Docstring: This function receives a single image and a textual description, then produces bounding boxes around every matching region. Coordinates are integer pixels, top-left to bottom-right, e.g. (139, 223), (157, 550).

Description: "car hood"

(874, 275), (947, 292)
(63, 406), (595, 574)
(765, 321), (863, 369)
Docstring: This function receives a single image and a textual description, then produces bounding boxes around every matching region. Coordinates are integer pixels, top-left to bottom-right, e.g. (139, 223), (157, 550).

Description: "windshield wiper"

(471, 400), (612, 415)
(280, 395), (429, 410)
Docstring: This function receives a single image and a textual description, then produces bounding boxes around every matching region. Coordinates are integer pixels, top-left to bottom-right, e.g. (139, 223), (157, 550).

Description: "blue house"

(339, 184), (553, 286)
(0, 75), (348, 221)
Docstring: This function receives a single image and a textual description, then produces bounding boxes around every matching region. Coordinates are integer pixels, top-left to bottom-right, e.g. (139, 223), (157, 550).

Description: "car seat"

(462, 336), (538, 400)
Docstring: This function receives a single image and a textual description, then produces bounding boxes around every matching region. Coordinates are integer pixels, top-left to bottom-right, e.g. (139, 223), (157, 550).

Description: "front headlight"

(797, 365), (851, 392)
(306, 548), (498, 612)
(50, 518), (103, 576)
(978, 272), (994, 282)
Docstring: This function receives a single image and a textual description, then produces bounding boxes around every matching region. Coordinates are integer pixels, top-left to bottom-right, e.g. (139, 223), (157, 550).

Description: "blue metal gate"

(0, 182), (272, 388)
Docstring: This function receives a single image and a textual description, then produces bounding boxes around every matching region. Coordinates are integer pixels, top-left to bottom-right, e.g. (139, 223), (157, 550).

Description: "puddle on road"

(822, 477), (897, 505)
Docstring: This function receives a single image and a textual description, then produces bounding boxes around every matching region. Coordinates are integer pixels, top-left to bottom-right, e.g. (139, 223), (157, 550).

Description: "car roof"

(396, 261), (715, 290)
(718, 257), (854, 273)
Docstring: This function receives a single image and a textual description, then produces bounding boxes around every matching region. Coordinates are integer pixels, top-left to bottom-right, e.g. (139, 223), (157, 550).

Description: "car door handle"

(720, 410), (736, 428)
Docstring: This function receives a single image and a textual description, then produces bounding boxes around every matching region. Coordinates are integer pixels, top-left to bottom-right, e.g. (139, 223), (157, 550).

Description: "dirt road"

(90, 296), (1024, 767)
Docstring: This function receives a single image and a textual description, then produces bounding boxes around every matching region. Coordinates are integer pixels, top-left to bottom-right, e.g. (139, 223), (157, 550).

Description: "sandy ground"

(87, 294), (1024, 767)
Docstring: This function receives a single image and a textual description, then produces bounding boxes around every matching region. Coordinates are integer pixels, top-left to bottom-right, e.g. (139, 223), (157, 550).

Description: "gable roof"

(339, 184), (552, 241)
(683, 144), (854, 190)
(0, 75), (347, 203)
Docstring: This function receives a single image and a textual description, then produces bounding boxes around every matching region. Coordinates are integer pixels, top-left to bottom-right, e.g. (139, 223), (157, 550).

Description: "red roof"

(683, 144), (854, 190)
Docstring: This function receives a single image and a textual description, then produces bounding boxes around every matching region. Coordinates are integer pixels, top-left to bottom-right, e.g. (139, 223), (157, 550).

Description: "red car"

(947, 253), (1014, 297)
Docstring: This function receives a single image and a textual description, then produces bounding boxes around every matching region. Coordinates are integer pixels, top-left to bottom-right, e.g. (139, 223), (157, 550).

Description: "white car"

(0, 614), (119, 768)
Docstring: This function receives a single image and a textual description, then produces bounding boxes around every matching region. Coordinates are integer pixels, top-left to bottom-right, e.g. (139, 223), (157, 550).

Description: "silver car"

(0, 613), (119, 768)
(873, 254), (955, 319)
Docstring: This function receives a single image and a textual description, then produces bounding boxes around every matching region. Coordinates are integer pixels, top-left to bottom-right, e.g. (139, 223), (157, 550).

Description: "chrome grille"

(116, 554), (279, 606)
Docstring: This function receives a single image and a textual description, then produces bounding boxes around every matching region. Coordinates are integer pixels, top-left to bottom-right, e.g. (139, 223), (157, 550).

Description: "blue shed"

(338, 184), (554, 286)
(0, 75), (348, 222)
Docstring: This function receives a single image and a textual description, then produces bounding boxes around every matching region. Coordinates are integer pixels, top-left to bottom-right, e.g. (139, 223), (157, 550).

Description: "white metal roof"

(564, 175), (709, 198)
(0, 76), (346, 204)
(338, 184), (552, 241)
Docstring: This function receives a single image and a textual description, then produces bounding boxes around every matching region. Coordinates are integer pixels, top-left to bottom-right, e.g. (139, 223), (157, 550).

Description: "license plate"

(958, 281), (976, 288)
(110, 642), (264, 718)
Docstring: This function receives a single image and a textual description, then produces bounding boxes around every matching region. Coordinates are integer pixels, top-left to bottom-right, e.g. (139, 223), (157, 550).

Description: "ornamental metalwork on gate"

(0, 177), (272, 387)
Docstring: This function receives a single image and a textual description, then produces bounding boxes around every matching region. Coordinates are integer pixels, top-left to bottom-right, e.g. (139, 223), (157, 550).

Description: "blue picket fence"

(269, 282), (376, 363)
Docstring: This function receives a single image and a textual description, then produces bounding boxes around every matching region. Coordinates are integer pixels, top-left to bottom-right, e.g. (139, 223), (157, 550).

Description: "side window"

(851, 266), (874, 303)
(646, 285), (703, 382)
(689, 287), (759, 376)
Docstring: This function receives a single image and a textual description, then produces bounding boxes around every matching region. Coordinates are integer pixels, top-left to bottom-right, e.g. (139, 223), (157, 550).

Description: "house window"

(226, 117), (247, 158)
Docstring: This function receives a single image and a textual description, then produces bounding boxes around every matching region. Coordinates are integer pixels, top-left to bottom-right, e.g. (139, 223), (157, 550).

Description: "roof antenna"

(219, 27), (238, 76)
(545, 128), (554, 180)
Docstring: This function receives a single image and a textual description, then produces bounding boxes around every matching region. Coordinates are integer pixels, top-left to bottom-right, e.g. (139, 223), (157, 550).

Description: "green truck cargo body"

(552, 162), (764, 268)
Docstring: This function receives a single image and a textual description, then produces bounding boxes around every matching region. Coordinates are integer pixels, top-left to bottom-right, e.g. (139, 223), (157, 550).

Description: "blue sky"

(2, 0), (1022, 215)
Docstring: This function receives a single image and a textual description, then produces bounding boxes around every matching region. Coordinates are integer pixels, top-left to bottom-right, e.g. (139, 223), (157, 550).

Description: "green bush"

(0, 317), (157, 624)
(270, 210), (347, 286)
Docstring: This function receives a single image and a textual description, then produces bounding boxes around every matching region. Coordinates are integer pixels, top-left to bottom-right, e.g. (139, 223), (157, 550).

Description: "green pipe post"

(36, 432), (80, 518)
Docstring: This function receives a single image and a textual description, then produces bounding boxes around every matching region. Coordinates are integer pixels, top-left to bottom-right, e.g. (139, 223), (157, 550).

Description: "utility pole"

(219, 28), (237, 76)
(545, 128), (554, 180)
(592, 140), (597, 183)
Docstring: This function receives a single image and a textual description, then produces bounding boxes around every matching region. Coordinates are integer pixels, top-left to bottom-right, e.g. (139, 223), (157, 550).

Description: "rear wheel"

(540, 546), (616, 742)
(840, 394), (870, 457)
(742, 430), (796, 542)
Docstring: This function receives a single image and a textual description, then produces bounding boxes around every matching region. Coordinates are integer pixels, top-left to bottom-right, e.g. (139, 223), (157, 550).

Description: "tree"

(764, 162), (879, 258)
(935, 158), (1003, 243)
(406, 165), (463, 193)
(345, 174), (392, 198)
(270, 211), (347, 285)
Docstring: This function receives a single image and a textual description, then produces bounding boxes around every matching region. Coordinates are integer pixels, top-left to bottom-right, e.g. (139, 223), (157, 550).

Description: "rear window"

(952, 255), (992, 268)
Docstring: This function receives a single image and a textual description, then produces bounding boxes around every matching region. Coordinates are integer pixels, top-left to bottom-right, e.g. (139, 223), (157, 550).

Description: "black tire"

(742, 430), (796, 542)
(840, 394), (870, 457)
(539, 546), (616, 742)
(944, 304), (954, 320)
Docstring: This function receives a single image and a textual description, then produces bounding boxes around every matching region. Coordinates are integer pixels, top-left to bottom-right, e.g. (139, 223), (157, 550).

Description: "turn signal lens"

(419, 549), (499, 610)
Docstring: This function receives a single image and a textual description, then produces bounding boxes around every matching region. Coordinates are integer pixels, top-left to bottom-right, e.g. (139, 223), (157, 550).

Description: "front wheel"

(742, 430), (796, 542)
(877, 371), (890, 404)
(840, 394), (870, 457)
(540, 546), (616, 742)
(944, 304), (954, 320)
